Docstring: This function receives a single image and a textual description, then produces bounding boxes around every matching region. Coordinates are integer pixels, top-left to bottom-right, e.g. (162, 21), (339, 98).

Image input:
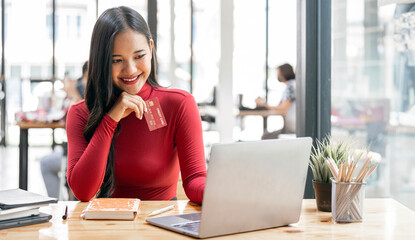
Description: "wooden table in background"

(16, 121), (66, 190)
(238, 109), (282, 133)
(1, 199), (414, 239)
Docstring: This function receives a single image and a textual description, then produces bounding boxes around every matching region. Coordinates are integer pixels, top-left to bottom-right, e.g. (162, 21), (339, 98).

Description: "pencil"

(62, 205), (68, 220)
(147, 204), (175, 217)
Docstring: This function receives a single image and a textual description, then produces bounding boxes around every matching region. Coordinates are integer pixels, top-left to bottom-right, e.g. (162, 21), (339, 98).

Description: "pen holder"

(331, 178), (366, 223)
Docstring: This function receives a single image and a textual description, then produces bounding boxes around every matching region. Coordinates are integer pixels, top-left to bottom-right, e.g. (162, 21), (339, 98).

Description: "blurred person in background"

(255, 63), (296, 139)
(40, 61), (87, 198)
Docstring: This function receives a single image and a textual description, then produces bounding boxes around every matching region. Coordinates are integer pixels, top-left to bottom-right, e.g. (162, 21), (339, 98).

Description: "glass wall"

(55, 0), (96, 79)
(157, 0), (191, 91)
(192, 0), (220, 103)
(0, 0), (3, 144)
(332, 0), (415, 210)
(97, 0), (147, 18)
(266, 0), (297, 134)
(5, 0), (53, 145)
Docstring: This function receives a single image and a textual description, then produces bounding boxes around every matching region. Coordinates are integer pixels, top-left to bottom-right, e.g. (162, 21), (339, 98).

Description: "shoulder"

(69, 100), (88, 113)
(152, 87), (198, 117)
(153, 87), (192, 98)
(67, 100), (89, 122)
(287, 79), (296, 89)
(153, 87), (195, 105)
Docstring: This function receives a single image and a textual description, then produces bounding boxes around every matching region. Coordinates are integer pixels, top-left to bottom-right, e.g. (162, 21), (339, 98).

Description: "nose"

(122, 59), (137, 75)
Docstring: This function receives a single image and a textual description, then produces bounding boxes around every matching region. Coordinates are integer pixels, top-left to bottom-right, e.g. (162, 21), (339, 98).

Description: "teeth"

(123, 75), (139, 82)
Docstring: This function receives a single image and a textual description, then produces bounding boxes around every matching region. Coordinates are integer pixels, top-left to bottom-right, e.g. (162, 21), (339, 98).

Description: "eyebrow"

(112, 49), (145, 57)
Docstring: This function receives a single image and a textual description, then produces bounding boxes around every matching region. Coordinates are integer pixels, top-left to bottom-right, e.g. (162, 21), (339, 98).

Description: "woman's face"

(277, 68), (286, 83)
(111, 29), (153, 95)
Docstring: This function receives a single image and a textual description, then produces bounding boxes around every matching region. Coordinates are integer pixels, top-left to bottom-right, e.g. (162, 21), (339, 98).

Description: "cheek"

(144, 58), (152, 73)
(111, 66), (120, 82)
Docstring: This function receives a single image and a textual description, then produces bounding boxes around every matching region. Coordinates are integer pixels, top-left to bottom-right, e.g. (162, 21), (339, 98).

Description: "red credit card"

(144, 97), (167, 131)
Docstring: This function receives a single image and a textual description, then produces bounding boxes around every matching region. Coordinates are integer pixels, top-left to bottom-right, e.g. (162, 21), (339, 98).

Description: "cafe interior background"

(0, 0), (414, 211)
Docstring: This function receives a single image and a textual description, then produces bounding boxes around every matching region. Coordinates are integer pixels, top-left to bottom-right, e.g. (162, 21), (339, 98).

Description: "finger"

(125, 101), (141, 119)
(119, 93), (147, 119)
(136, 101), (146, 119)
(128, 95), (147, 115)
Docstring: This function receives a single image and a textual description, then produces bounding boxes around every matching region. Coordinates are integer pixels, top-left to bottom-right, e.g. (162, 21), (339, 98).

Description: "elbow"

(187, 188), (203, 204)
(67, 176), (96, 202)
(184, 179), (205, 205)
(73, 192), (95, 202)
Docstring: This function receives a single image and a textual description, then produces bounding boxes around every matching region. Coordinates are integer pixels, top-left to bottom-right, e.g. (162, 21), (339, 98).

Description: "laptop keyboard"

(178, 212), (201, 221)
(172, 221), (200, 233)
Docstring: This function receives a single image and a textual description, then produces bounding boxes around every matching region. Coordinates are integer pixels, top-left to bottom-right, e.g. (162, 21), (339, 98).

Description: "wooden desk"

(1, 199), (414, 239)
(238, 110), (283, 133)
(16, 121), (66, 190)
(238, 109), (282, 117)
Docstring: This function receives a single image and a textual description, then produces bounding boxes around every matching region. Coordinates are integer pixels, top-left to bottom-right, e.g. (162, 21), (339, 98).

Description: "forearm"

(66, 112), (118, 201)
(267, 100), (291, 114)
(182, 172), (206, 204)
(176, 95), (207, 204)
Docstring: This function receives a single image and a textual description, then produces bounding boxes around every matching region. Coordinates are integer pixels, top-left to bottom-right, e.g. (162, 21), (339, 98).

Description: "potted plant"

(309, 136), (350, 212)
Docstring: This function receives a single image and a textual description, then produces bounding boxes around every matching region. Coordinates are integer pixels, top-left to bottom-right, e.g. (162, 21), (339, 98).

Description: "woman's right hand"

(107, 92), (147, 122)
(255, 97), (267, 107)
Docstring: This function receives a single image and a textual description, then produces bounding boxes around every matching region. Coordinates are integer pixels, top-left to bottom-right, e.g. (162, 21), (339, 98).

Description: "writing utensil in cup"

(147, 204), (175, 217)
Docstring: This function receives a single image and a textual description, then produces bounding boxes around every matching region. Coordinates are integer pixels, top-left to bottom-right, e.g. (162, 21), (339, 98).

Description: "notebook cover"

(82, 198), (140, 220)
(0, 208), (39, 221)
(0, 212), (52, 230)
(0, 189), (57, 209)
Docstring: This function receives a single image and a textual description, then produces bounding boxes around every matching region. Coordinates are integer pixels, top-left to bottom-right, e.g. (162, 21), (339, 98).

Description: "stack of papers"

(0, 188), (57, 229)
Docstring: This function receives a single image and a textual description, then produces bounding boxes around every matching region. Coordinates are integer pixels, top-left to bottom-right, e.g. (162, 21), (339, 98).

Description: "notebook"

(82, 198), (140, 220)
(0, 188), (57, 209)
(0, 213), (52, 230)
(0, 208), (39, 221)
(146, 137), (312, 238)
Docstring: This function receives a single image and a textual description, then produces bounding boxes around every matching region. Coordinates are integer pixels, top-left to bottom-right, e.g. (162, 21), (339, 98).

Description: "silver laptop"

(146, 137), (312, 238)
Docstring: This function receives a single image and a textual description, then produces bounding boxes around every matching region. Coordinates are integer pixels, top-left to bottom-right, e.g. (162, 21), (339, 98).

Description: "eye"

(112, 59), (122, 63)
(135, 54), (146, 59)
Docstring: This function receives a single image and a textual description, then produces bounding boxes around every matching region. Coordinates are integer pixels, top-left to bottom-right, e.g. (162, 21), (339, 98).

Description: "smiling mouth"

(121, 74), (140, 82)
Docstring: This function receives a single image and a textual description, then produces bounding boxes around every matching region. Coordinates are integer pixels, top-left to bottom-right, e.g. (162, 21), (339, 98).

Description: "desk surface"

(16, 121), (66, 129)
(1, 199), (414, 239)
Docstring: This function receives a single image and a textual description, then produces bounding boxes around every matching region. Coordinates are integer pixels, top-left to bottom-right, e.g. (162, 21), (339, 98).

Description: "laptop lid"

(146, 137), (312, 238)
(198, 137), (312, 238)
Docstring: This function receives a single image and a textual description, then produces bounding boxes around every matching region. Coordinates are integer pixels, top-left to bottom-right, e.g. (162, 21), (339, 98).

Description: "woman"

(256, 63), (296, 138)
(66, 6), (206, 204)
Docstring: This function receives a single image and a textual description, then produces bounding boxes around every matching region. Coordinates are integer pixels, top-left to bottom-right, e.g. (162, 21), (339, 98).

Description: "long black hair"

(84, 6), (160, 198)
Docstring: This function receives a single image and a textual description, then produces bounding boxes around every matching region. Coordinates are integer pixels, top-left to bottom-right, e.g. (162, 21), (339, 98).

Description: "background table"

(1, 199), (414, 239)
(238, 109), (282, 133)
(16, 121), (65, 190)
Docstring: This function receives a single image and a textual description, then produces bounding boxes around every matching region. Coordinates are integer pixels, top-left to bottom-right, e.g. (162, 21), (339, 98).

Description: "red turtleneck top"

(66, 83), (207, 204)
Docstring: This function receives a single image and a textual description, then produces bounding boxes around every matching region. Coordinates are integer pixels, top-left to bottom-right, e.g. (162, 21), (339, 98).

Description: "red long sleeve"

(66, 83), (207, 203)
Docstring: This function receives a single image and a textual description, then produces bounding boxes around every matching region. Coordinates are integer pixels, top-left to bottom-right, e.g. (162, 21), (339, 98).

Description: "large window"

(55, 0), (96, 79)
(157, 0), (191, 91)
(98, 0), (147, 18)
(5, 0), (53, 145)
(192, 0), (220, 103)
(332, 0), (415, 210)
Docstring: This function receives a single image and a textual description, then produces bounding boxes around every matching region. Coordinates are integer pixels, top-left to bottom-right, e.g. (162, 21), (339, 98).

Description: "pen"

(147, 204), (175, 217)
(62, 205), (68, 220)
